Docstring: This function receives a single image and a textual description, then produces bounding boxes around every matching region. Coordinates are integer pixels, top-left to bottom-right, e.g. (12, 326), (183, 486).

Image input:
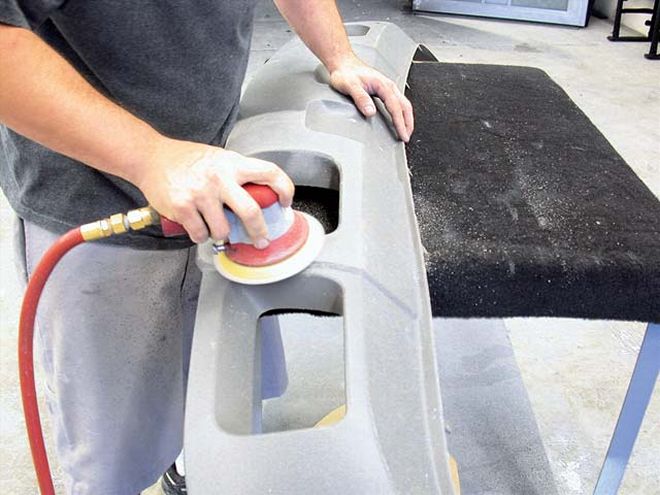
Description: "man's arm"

(0, 25), (293, 245)
(273, 0), (414, 142)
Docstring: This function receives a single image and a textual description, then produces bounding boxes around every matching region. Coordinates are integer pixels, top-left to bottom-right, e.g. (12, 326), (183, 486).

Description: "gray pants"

(16, 218), (288, 494)
(15, 218), (202, 494)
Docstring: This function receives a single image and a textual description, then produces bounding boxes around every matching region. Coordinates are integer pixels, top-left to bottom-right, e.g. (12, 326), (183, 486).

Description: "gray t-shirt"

(0, 0), (258, 249)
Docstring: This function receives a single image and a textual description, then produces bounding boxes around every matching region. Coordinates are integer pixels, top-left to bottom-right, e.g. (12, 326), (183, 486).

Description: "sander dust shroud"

(18, 23), (456, 495)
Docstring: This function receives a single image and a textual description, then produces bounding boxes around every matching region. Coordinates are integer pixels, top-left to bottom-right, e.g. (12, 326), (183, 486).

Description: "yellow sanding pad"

(214, 212), (325, 285)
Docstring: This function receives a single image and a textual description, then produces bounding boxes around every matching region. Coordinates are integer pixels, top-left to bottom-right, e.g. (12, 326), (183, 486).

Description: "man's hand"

(328, 55), (414, 143)
(273, 0), (414, 142)
(137, 138), (295, 245)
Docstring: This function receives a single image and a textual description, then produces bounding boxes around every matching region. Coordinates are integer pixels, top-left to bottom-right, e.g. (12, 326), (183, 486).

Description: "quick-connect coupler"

(79, 207), (159, 241)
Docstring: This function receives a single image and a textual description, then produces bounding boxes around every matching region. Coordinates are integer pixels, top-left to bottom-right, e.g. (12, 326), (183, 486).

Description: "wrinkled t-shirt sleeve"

(0, 0), (66, 29)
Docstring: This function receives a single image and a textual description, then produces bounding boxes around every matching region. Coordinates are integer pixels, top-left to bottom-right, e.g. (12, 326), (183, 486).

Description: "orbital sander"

(212, 183), (325, 285)
(159, 183), (325, 285)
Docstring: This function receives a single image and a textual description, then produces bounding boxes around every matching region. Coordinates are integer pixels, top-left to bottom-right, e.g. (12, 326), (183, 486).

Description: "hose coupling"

(80, 207), (159, 241)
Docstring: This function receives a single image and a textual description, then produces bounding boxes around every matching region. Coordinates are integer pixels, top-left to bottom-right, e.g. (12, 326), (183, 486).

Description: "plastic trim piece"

(186, 22), (455, 494)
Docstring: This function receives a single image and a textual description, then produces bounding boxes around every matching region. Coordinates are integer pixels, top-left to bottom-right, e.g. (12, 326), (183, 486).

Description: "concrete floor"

(1, 1), (659, 494)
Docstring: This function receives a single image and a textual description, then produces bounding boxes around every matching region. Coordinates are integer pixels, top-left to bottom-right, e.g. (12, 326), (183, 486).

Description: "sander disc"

(215, 212), (325, 285)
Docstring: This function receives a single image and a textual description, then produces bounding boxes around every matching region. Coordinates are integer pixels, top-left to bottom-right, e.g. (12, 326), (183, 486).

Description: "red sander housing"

(214, 184), (325, 284)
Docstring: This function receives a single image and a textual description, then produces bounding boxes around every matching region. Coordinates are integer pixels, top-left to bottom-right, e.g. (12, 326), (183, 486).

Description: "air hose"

(18, 207), (184, 495)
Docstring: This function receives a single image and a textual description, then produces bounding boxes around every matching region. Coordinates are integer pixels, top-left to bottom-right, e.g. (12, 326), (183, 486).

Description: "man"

(0, 1), (414, 493)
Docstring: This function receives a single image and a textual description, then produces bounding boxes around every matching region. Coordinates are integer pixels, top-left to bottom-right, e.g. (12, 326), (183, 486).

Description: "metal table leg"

(594, 323), (660, 494)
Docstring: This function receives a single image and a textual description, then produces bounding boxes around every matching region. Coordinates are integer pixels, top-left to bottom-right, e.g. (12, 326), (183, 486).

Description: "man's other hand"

(137, 138), (295, 245)
(329, 55), (414, 143)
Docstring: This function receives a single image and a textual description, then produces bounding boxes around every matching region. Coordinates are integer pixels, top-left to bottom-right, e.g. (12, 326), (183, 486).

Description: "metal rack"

(608, 0), (660, 59)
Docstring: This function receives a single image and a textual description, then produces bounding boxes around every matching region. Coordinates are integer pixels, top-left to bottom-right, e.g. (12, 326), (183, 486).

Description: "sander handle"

(158, 183), (278, 238)
(160, 216), (188, 237)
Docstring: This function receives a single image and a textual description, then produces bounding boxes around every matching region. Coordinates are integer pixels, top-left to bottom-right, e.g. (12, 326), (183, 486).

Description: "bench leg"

(593, 323), (660, 494)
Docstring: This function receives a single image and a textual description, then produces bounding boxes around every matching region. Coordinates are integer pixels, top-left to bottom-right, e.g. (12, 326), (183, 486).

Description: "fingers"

(330, 65), (413, 141)
(173, 174), (228, 243)
(398, 90), (415, 139)
(223, 183), (270, 248)
(235, 156), (295, 207)
(172, 199), (209, 244)
(347, 83), (377, 117)
(372, 79), (410, 142)
(197, 195), (230, 241)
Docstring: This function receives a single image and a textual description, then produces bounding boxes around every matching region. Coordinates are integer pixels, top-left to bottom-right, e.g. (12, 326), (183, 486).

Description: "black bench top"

(405, 58), (660, 322)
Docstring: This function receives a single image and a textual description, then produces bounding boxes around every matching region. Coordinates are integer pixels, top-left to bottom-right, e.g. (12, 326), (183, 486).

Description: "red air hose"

(19, 227), (85, 495)
(17, 187), (268, 493)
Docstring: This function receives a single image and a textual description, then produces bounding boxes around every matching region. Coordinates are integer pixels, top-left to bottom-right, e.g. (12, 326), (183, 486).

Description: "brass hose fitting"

(80, 207), (159, 241)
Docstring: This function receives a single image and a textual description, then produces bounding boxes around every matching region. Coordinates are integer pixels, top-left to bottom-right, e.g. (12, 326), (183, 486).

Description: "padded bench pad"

(405, 61), (660, 322)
